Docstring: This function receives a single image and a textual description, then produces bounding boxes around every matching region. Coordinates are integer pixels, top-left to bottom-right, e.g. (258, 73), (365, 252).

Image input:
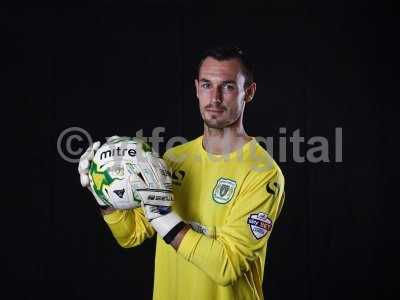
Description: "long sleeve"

(103, 207), (155, 248)
(176, 167), (285, 286)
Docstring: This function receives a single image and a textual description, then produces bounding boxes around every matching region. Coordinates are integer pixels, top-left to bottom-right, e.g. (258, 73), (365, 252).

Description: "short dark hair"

(197, 45), (254, 88)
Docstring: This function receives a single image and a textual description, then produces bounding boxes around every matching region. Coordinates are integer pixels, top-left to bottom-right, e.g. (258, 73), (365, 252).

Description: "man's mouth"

(205, 107), (225, 113)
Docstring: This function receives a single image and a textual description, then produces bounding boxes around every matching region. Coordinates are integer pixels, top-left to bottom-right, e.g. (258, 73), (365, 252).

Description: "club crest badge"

(247, 212), (273, 239)
(212, 178), (237, 204)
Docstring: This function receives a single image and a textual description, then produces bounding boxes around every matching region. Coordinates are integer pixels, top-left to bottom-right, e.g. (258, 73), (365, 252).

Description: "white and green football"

(88, 137), (152, 209)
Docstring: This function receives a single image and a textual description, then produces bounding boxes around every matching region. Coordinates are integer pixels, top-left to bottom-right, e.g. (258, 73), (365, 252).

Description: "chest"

(171, 160), (247, 227)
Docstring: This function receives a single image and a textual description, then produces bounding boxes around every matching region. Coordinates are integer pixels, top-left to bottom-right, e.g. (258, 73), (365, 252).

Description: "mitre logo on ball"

(99, 147), (137, 160)
(97, 138), (140, 167)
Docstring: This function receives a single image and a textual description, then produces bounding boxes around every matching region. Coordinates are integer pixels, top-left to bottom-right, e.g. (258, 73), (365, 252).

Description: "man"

(79, 46), (285, 299)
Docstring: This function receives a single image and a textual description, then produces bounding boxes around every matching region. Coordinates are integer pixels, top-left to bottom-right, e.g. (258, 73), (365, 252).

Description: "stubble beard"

(202, 109), (243, 131)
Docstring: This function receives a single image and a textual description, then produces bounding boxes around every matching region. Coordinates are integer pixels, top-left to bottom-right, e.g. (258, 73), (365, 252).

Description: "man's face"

(195, 57), (250, 129)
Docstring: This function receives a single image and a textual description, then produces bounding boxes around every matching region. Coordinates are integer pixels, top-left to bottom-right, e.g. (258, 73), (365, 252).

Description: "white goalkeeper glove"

(78, 135), (121, 209)
(130, 151), (185, 244)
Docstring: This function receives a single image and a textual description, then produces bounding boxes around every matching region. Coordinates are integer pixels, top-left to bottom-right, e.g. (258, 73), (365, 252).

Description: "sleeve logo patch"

(247, 212), (273, 239)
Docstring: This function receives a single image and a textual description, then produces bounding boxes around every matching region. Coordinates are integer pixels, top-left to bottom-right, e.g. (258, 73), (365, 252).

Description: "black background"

(2, 1), (397, 299)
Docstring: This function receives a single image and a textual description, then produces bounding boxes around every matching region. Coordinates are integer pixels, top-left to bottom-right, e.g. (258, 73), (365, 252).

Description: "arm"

(103, 207), (155, 248)
(172, 168), (285, 286)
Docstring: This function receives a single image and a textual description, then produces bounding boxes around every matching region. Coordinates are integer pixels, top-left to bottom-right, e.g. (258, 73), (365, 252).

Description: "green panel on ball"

(89, 161), (116, 206)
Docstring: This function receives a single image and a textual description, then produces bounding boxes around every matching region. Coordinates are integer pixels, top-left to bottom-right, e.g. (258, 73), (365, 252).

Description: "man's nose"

(210, 87), (222, 103)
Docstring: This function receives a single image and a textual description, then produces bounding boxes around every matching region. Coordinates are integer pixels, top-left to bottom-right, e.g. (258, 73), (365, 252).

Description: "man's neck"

(202, 123), (252, 155)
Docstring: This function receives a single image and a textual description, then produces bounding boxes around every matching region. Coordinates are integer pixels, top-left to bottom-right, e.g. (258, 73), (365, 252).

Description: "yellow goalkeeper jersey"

(103, 136), (285, 300)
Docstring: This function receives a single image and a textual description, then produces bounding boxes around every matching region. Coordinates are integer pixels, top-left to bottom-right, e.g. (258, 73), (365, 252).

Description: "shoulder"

(162, 136), (202, 165)
(242, 139), (285, 187)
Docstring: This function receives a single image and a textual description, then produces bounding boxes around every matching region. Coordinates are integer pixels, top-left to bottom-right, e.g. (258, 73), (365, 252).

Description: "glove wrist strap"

(163, 221), (186, 244)
(151, 211), (183, 242)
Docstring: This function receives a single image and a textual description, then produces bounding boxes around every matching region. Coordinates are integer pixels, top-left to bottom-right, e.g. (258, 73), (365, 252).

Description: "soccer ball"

(88, 136), (152, 209)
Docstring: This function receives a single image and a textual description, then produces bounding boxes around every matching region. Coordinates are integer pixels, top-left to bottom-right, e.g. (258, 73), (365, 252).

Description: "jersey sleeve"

(176, 167), (285, 286)
(103, 207), (155, 248)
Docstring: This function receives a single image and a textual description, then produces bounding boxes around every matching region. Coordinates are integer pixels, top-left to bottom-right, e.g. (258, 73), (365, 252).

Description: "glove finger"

(142, 204), (172, 221)
(146, 157), (171, 190)
(86, 148), (96, 161)
(78, 141), (100, 173)
(80, 173), (90, 187)
(146, 152), (164, 187)
(136, 154), (159, 188)
(158, 157), (168, 169)
(156, 158), (172, 189)
(92, 141), (101, 151)
(81, 143), (93, 157)
(128, 173), (147, 190)
(80, 140), (100, 161)
(78, 159), (90, 174)
(139, 190), (174, 206)
(143, 199), (173, 206)
(106, 135), (120, 142)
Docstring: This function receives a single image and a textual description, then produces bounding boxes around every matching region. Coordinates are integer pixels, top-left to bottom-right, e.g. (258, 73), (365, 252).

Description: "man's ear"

(194, 79), (199, 98)
(245, 82), (256, 103)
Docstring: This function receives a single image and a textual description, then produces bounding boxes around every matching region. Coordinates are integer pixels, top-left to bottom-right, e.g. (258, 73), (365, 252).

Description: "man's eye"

(201, 83), (211, 89)
(223, 84), (235, 91)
